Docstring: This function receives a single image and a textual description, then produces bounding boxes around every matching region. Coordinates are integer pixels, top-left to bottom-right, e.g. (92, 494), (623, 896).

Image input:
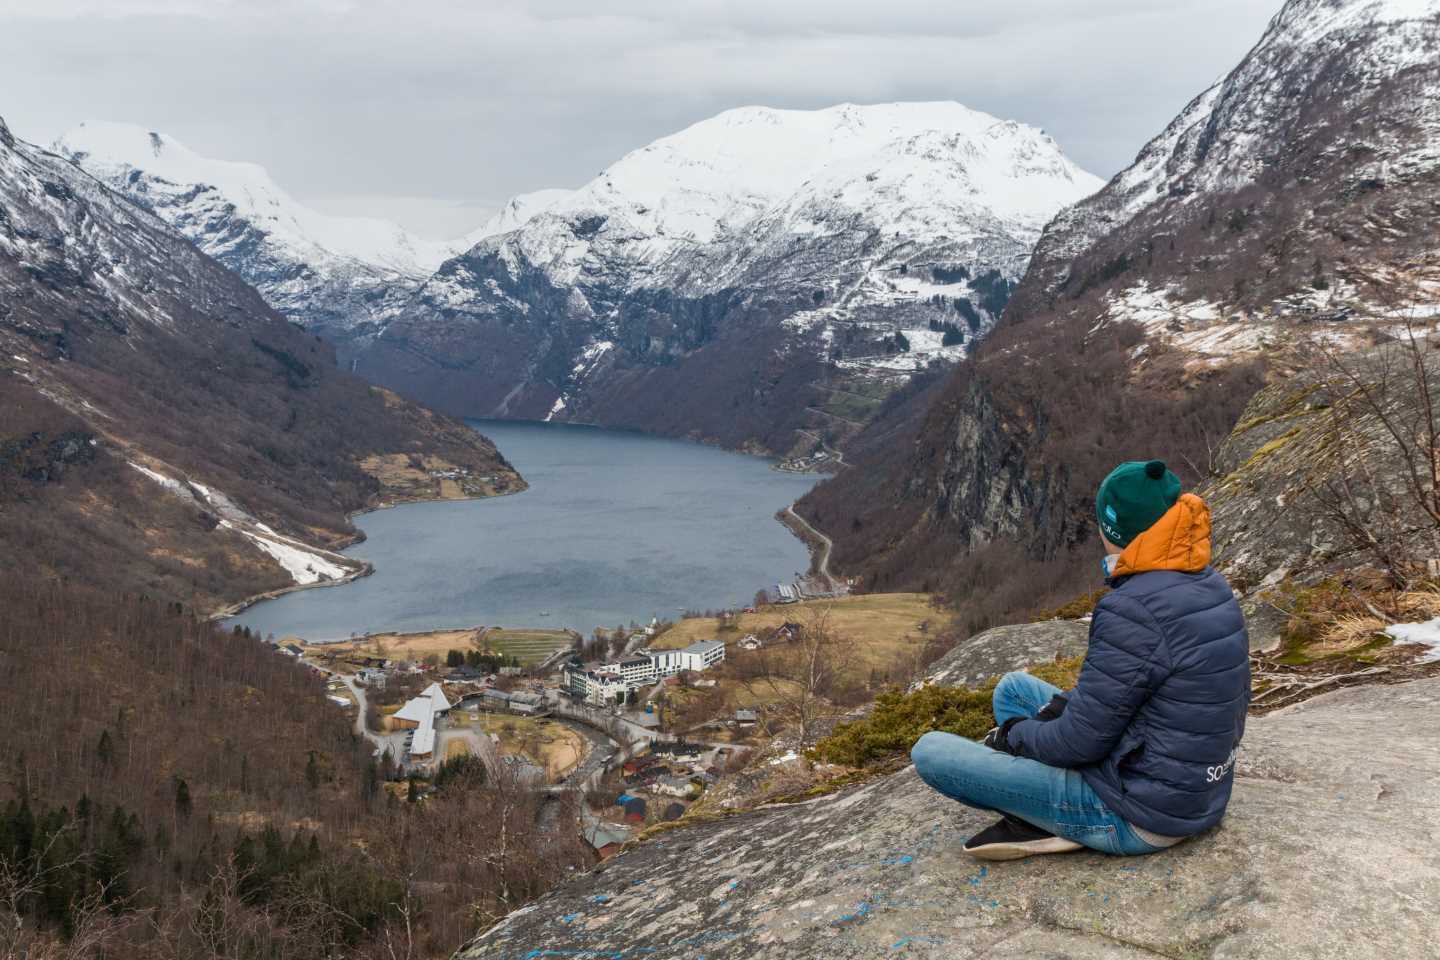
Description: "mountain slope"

(354, 102), (1102, 455)
(1, 115), (522, 611)
(52, 122), (569, 348)
(798, 0), (1440, 618)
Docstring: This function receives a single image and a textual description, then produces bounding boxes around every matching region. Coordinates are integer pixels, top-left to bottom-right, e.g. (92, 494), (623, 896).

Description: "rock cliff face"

(1, 116), (521, 609)
(799, 0), (1440, 599)
(458, 621), (1440, 959)
(1205, 347), (1440, 595)
(354, 102), (1102, 455)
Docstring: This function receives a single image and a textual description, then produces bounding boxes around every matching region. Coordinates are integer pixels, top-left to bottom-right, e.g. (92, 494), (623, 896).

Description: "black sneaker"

(963, 815), (1084, 861)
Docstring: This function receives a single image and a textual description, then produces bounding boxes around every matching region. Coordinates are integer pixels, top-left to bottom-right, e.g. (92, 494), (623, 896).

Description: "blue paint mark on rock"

(835, 897), (875, 925)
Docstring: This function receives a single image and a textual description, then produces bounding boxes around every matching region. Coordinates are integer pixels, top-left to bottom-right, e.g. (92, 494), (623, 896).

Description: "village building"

(650, 740), (705, 760)
(617, 656), (656, 686)
(564, 640), (727, 706)
(651, 775), (694, 798)
(475, 688), (547, 715)
(581, 811), (632, 860)
(391, 682), (452, 761)
(567, 668), (629, 707)
(644, 648), (684, 677)
(677, 639), (726, 672)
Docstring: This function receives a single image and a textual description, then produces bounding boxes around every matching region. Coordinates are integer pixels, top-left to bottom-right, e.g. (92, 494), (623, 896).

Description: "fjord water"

(230, 421), (819, 641)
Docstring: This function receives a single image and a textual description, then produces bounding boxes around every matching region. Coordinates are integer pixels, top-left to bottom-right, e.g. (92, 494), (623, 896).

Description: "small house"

(652, 775), (694, 798)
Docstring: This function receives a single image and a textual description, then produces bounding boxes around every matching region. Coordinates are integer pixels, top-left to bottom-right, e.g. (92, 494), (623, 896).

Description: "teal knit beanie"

(1096, 460), (1182, 548)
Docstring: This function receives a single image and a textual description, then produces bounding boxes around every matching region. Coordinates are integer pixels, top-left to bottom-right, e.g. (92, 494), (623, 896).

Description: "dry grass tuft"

(1318, 615), (1388, 652)
(1396, 589), (1440, 620)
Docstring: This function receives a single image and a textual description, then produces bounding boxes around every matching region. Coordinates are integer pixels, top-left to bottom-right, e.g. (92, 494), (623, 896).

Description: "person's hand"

(1036, 694), (1069, 722)
(982, 717), (1023, 755)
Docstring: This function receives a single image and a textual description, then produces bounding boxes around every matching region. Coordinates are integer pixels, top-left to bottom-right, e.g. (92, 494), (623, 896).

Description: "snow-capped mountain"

(473, 188), (574, 238)
(356, 102), (1103, 455)
(52, 122), (563, 344)
(1, 114), (520, 608)
(1016, 0), (1440, 354)
(798, 0), (1440, 594)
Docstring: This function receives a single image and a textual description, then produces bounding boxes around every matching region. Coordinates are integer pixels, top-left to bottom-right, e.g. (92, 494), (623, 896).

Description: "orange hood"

(1111, 492), (1212, 579)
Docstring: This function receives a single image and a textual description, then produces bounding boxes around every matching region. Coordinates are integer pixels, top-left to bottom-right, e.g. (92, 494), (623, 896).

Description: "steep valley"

(67, 103), (1103, 459)
(0, 116), (522, 611)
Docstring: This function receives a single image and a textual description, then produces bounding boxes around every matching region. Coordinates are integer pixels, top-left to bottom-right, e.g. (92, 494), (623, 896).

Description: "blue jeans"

(910, 671), (1162, 856)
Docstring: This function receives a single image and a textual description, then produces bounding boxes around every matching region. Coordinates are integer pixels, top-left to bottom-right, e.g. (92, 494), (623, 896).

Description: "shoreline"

(776, 503), (838, 588)
(207, 485), (527, 623)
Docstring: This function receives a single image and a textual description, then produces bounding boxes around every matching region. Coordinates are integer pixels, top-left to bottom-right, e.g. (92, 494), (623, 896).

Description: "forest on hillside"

(0, 577), (588, 959)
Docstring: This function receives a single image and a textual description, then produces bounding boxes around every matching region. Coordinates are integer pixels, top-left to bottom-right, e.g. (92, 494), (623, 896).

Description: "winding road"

(784, 505), (836, 590)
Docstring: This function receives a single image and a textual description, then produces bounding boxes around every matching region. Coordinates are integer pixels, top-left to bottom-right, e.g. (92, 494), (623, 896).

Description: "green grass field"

(481, 628), (575, 665)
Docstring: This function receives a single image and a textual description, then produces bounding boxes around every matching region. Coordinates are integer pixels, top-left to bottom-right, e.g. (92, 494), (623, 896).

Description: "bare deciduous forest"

(0, 576), (589, 959)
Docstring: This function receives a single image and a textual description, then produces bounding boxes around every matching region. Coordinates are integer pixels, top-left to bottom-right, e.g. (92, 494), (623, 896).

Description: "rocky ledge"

(458, 623), (1440, 959)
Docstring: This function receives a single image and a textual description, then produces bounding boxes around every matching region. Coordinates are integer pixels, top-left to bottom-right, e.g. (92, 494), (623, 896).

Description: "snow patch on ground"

(573, 340), (614, 374)
(1098, 282), (1271, 358)
(128, 461), (186, 495)
(128, 460), (353, 586)
(1385, 618), (1440, 662)
(545, 397), (567, 422)
(219, 521), (350, 585)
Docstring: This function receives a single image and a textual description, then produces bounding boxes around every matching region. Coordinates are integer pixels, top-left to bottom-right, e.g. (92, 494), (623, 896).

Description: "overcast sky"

(0, 0), (1278, 239)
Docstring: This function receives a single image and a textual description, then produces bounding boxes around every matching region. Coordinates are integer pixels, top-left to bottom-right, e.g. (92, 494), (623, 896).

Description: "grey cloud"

(0, 0), (1278, 238)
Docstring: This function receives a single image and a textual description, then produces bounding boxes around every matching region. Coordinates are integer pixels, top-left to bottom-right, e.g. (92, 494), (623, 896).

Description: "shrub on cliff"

(808, 656), (1083, 768)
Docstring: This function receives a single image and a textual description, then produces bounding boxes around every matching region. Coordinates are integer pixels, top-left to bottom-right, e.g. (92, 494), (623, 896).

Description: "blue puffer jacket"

(1007, 494), (1251, 837)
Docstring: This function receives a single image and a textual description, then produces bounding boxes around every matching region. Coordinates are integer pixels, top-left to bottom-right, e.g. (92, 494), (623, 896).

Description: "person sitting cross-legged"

(911, 459), (1250, 860)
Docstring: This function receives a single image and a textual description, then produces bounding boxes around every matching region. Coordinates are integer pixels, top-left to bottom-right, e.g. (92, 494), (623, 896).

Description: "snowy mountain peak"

(357, 100), (1103, 452)
(56, 121), (458, 276)
(1268, 0), (1440, 45)
(533, 101), (1099, 249)
(1038, 0), (1440, 272)
(466, 188), (575, 243)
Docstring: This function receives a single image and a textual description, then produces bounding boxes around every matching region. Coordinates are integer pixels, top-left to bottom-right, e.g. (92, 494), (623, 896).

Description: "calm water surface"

(230, 421), (818, 640)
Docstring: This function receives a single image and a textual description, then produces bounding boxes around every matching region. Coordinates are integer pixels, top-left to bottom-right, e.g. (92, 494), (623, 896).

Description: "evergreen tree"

(363, 756), (380, 805)
(96, 728), (114, 769)
(174, 777), (192, 819)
